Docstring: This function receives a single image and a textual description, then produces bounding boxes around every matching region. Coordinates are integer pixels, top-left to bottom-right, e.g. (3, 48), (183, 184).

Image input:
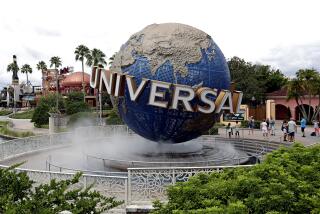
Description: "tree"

(7, 61), (19, 80)
(65, 91), (90, 115)
(227, 57), (287, 104)
(50, 56), (62, 110)
(32, 94), (64, 127)
(153, 143), (320, 213)
(75, 45), (91, 96)
(287, 69), (320, 121)
(36, 60), (47, 73)
(86, 48), (107, 67)
(20, 64), (33, 85)
(109, 52), (117, 66)
(0, 165), (122, 213)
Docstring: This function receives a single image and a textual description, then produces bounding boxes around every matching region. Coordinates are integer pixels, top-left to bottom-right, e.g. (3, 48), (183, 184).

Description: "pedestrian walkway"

(219, 123), (319, 147)
(0, 116), (48, 135)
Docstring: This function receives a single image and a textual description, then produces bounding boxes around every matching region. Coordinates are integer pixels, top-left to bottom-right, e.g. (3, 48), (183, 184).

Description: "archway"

(295, 104), (314, 121)
(275, 104), (290, 120)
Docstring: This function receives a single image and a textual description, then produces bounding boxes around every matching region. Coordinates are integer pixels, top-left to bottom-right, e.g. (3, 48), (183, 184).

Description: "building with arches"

(267, 87), (318, 121)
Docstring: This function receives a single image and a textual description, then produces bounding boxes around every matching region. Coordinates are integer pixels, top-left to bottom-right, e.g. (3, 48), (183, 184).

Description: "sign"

(223, 113), (245, 121)
(90, 67), (244, 114)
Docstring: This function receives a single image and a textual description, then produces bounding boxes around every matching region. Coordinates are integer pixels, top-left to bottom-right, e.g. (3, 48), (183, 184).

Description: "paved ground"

(0, 115), (49, 135)
(219, 121), (320, 147)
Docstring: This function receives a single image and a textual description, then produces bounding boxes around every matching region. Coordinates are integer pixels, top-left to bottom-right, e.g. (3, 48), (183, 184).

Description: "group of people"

(226, 121), (241, 138)
(281, 118), (320, 142)
(260, 117), (276, 137)
(226, 116), (320, 142)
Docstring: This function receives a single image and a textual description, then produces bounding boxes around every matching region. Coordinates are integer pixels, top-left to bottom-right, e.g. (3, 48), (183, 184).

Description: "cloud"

(34, 27), (61, 37)
(23, 46), (45, 60)
(260, 42), (320, 77)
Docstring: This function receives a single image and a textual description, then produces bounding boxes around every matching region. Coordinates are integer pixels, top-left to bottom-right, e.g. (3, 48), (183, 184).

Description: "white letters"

(170, 85), (195, 112)
(126, 76), (149, 101)
(90, 68), (243, 114)
(148, 81), (171, 108)
(196, 88), (217, 114)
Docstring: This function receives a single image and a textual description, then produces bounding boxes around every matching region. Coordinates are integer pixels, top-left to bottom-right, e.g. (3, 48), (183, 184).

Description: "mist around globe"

(111, 23), (231, 143)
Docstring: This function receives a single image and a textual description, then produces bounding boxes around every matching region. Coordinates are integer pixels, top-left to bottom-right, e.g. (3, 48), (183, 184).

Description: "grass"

(0, 121), (34, 138)
(0, 109), (13, 116)
(9, 109), (34, 119)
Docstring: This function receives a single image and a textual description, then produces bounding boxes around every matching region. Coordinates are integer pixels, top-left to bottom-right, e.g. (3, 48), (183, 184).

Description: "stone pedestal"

(49, 113), (67, 133)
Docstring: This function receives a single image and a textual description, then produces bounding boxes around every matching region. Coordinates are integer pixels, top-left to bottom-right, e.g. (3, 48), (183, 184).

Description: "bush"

(152, 143), (320, 213)
(67, 112), (97, 127)
(105, 108), (123, 125)
(207, 126), (218, 135)
(32, 94), (64, 127)
(0, 109), (13, 116)
(0, 165), (122, 213)
(65, 92), (90, 115)
(241, 120), (261, 129)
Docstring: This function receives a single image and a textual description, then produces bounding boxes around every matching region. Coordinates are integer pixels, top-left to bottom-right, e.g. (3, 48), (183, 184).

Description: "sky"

(1, 0), (320, 88)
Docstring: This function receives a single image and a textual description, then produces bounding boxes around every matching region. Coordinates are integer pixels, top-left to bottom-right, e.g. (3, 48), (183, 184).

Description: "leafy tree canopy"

(0, 164), (122, 213)
(153, 143), (320, 214)
(228, 56), (287, 104)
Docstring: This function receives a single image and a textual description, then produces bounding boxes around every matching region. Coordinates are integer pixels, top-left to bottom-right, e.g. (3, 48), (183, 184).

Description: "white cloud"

(0, 0), (320, 87)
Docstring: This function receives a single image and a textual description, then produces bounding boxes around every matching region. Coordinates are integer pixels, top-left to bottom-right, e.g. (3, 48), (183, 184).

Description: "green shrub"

(32, 94), (64, 127)
(9, 109), (34, 119)
(105, 108), (123, 125)
(152, 143), (320, 213)
(241, 120), (261, 129)
(0, 109), (13, 116)
(207, 126), (218, 135)
(67, 112), (97, 127)
(0, 165), (122, 213)
(65, 92), (90, 115)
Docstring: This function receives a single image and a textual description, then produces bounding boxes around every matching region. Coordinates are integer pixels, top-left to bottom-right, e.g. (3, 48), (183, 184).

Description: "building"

(266, 87), (319, 120)
(41, 69), (96, 107)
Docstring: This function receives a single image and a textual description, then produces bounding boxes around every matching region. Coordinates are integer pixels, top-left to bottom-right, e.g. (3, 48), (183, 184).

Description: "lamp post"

(251, 96), (256, 119)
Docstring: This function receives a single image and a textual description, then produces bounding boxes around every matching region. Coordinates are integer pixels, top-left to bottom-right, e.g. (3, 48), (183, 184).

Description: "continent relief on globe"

(91, 23), (242, 143)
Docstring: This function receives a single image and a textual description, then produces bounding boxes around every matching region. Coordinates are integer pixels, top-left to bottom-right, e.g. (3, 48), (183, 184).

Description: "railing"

(0, 164), (128, 204)
(0, 125), (296, 205)
(127, 165), (253, 203)
(0, 132), (73, 160)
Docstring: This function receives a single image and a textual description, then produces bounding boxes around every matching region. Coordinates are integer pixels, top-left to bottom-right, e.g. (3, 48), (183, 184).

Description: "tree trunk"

(56, 68), (59, 110)
(82, 60), (85, 102)
(26, 73), (29, 85)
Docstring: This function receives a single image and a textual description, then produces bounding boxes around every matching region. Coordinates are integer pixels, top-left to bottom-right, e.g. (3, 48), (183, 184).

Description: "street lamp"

(251, 96), (256, 119)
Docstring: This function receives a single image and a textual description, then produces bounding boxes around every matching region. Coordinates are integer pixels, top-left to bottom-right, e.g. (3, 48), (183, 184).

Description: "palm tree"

(37, 61), (47, 72)
(75, 45), (91, 98)
(7, 62), (19, 80)
(109, 52), (117, 66)
(50, 56), (62, 110)
(21, 64), (33, 85)
(287, 69), (320, 121)
(86, 48), (107, 67)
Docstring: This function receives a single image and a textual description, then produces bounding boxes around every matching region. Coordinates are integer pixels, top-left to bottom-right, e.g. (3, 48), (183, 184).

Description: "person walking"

(300, 117), (307, 137)
(281, 120), (288, 141)
(270, 117), (275, 136)
(313, 120), (319, 136)
(226, 123), (232, 138)
(234, 121), (240, 138)
(248, 116), (254, 135)
(288, 118), (297, 142)
(261, 120), (268, 138)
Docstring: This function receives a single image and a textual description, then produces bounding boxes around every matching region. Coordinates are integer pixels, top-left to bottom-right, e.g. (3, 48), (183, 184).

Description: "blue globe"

(112, 23), (230, 143)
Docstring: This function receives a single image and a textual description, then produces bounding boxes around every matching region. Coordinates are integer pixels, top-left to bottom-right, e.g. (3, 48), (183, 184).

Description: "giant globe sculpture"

(111, 23), (230, 143)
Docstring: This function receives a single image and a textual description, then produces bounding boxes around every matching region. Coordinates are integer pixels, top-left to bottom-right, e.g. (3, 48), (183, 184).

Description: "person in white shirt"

(261, 120), (268, 137)
(287, 118), (297, 142)
(313, 120), (319, 136)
